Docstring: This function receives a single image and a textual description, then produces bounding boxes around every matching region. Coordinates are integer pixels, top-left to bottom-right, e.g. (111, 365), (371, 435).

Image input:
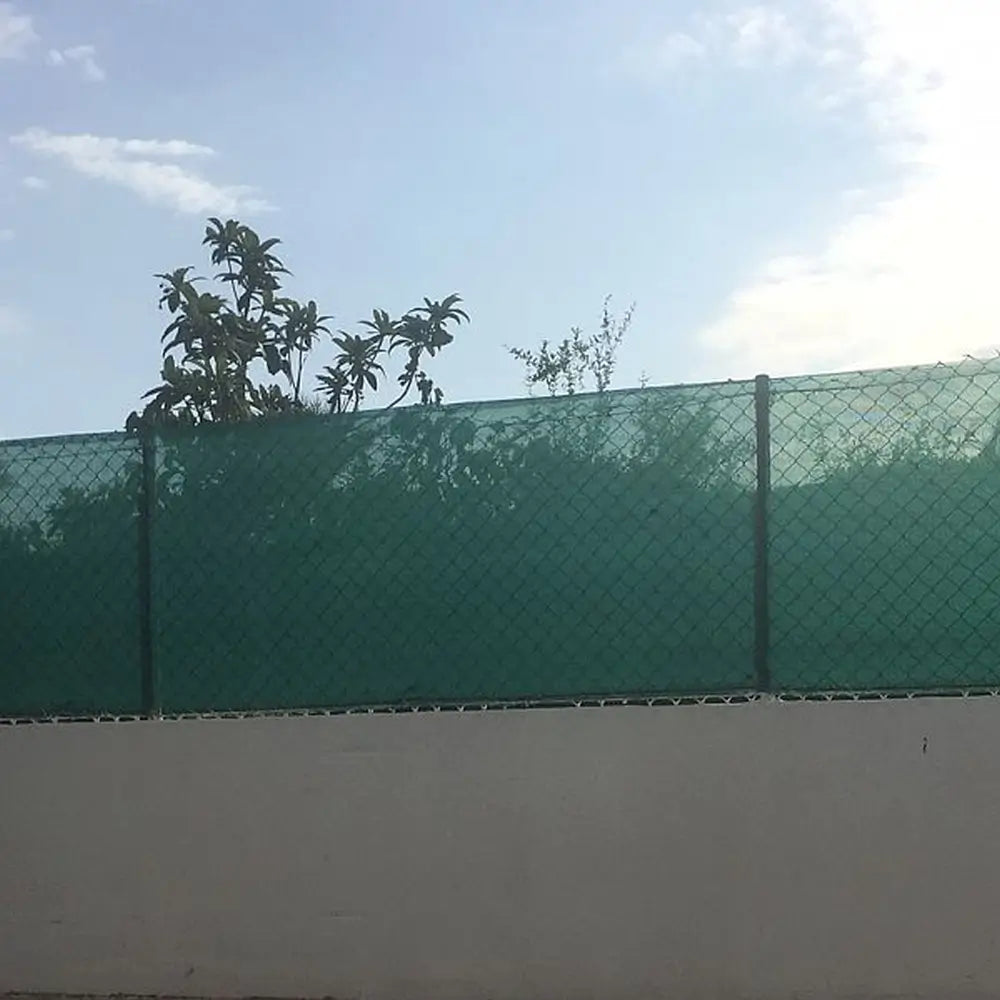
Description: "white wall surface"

(3, 698), (1000, 1000)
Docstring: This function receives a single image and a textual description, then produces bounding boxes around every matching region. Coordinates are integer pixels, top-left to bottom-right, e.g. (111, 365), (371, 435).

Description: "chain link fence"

(3, 358), (1000, 719)
(0, 434), (143, 717)
(770, 361), (1000, 692)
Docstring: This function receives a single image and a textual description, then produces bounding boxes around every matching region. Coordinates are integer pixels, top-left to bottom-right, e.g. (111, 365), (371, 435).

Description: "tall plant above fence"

(3, 357), (1000, 719)
(127, 216), (468, 432)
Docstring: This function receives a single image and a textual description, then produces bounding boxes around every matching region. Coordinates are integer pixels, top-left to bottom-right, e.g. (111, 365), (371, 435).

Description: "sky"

(1, 0), (998, 439)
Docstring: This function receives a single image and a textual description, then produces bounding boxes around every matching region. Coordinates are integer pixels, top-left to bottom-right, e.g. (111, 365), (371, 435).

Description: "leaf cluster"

(128, 218), (467, 430)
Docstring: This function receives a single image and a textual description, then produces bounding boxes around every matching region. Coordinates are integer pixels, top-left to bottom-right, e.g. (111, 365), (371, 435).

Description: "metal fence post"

(137, 428), (159, 717)
(753, 374), (771, 692)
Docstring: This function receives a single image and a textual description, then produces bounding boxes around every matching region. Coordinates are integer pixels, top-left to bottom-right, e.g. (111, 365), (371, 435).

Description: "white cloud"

(10, 128), (272, 215)
(0, 2), (35, 59)
(0, 227), (13, 241)
(722, 5), (806, 66)
(47, 44), (106, 82)
(685, 1), (1000, 377)
(628, 3), (812, 77)
(21, 175), (47, 190)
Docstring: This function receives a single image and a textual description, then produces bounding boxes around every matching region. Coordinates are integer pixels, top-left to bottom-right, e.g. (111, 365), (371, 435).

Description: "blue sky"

(1, 1), (995, 438)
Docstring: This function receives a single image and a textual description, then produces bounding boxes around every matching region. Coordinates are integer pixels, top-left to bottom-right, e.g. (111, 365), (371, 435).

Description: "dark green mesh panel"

(769, 360), (1000, 691)
(0, 434), (143, 716)
(151, 384), (757, 712)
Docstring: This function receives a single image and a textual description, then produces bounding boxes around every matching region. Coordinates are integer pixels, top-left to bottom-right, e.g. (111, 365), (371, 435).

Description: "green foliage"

(508, 295), (635, 396)
(127, 218), (467, 430)
(319, 294), (468, 412)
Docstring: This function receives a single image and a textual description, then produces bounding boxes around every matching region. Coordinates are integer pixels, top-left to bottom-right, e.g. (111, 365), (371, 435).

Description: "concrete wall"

(3, 698), (1000, 1000)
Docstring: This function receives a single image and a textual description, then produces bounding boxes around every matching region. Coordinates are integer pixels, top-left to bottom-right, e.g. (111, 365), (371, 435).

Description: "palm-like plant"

(128, 219), (468, 430)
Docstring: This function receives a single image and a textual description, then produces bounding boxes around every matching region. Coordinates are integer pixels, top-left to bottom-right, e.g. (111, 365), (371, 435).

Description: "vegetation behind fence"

(4, 358), (1000, 719)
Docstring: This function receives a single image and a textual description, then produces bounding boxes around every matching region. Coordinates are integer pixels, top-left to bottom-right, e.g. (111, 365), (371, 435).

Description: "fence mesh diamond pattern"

(151, 383), (758, 712)
(769, 362), (1000, 692)
(3, 358), (1000, 719)
(0, 434), (144, 717)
